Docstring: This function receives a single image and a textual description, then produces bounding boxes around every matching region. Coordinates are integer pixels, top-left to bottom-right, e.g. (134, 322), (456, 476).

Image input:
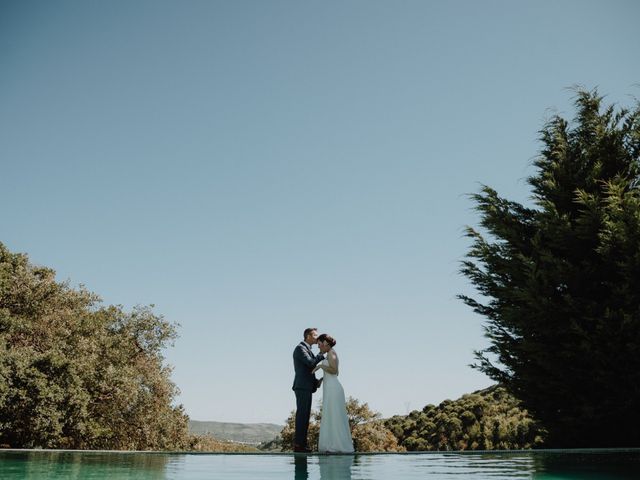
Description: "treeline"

(384, 386), (545, 451)
(187, 435), (258, 452)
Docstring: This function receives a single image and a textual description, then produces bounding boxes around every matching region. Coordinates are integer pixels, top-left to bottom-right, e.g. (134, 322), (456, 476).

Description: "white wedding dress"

(318, 351), (354, 453)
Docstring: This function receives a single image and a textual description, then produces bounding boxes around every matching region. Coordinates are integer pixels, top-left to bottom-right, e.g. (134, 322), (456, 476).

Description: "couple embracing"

(292, 327), (354, 453)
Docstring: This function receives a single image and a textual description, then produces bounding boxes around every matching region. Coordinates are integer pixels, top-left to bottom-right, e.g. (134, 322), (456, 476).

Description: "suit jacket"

(292, 342), (324, 391)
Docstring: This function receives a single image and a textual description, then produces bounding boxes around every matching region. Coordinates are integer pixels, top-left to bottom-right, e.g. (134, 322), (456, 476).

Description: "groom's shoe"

(293, 445), (312, 453)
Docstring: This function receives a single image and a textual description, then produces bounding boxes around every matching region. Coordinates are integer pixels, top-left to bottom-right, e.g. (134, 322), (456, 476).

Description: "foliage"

(186, 434), (259, 452)
(385, 385), (544, 450)
(279, 396), (405, 452)
(459, 89), (640, 447)
(0, 242), (189, 449)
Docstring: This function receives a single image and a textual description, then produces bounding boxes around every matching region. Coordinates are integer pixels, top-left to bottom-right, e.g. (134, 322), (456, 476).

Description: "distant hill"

(189, 420), (283, 445)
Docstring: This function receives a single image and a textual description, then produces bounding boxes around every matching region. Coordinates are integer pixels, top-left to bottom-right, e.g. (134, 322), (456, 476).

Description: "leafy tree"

(279, 408), (321, 452)
(459, 89), (640, 447)
(279, 397), (405, 452)
(0, 242), (189, 449)
(385, 386), (544, 450)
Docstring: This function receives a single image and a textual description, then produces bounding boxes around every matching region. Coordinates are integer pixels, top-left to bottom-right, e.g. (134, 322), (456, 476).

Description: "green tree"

(459, 89), (640, 447)
(0, 243), (189, 449)
(384, 386), (543, 450)
(279, 397), (404, 452)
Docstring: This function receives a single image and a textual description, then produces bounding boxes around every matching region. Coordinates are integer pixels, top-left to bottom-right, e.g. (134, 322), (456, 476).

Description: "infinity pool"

(1, 449), (638, 479)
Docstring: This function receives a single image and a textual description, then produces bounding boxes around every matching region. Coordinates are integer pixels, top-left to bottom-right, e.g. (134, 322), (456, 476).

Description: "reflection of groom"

(292, 327), (325, 452)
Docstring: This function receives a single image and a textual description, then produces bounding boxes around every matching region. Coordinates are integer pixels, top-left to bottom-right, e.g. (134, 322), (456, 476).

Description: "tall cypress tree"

(460, 89), (640, 447)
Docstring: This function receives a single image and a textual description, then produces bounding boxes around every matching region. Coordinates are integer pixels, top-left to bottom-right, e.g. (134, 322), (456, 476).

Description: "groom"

(292, 327), (325, 452)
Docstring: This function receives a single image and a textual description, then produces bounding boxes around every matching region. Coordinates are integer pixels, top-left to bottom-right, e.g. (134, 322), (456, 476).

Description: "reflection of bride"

(319, 455), (354, 479)
(312, 334), (354, 453)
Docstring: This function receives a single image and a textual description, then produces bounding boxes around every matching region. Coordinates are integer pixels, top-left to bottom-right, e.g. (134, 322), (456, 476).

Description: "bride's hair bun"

(318, 333), (336, 347)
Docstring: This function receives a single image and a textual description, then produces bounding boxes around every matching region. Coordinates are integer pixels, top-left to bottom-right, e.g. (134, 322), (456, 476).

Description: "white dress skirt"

(318, 358), (354, 453)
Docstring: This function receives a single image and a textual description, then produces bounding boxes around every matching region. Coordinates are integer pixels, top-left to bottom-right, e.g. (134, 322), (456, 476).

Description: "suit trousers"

(294, 388), (313, 448)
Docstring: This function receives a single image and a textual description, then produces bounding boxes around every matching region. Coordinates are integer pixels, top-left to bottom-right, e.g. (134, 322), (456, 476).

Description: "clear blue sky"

(1, 0), (639, 424)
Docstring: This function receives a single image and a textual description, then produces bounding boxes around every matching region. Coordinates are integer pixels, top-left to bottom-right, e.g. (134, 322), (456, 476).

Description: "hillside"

(384, 385), (545, 450)
(188, 421), (283, 445)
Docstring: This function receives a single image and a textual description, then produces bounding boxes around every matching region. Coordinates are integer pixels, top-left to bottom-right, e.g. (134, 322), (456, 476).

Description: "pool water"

(0, 449), (638, 479)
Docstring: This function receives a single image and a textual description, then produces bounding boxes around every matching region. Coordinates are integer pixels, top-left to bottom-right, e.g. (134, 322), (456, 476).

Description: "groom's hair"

(303, 328), (317, 339)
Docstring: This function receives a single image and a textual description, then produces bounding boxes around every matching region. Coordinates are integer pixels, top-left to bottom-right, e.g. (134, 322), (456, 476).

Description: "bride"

(312, 334), (354, 453)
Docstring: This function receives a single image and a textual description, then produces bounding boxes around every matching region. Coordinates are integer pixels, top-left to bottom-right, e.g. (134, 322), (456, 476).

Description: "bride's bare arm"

(323, 350), (339, 375)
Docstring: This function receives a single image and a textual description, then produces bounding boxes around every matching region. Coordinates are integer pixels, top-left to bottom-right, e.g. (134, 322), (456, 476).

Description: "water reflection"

(293, 455), (308, 480)
(2, 449), (640, 479)
(532, 449), (640, 479)
(0, 451), (168, 479)
(318, 455), (353, 479)
(293, 454), (354, 480)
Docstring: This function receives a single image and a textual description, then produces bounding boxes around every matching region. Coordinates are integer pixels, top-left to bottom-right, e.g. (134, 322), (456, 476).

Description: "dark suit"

(292, 341), (324, 449)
